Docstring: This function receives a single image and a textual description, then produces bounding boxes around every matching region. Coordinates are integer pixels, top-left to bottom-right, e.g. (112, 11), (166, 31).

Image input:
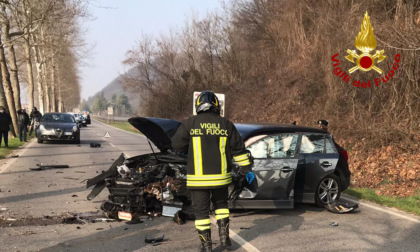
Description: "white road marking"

(210, 217), (261, 252)
(0, 139), (37, 174)
(342, 195), (420, 224)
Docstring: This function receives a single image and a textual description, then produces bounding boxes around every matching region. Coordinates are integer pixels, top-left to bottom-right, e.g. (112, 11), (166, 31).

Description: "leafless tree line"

(0, 0), (87, 135)
(123, 0), (420, 146)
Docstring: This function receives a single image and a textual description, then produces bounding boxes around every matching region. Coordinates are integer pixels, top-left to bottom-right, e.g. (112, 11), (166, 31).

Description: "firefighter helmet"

(195, 90), (220, 114)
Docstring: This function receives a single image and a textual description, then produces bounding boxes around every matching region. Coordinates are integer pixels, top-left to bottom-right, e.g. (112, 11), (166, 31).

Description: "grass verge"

(0, 134), (35, 159)
(344, 187), (420, 216)
(94, 118), (141, 135)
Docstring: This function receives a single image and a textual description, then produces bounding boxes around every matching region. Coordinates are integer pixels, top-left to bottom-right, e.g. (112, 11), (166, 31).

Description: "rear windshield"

(42, 114), (75, 123)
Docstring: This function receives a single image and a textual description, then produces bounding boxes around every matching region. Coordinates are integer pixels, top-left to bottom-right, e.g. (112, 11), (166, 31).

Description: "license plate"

(64, 132), (72, 136)
(118, 211), (132, 221)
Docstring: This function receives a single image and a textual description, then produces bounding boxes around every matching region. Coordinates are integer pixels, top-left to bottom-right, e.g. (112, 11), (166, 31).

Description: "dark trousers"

(0, 131), (8, 147)
(190, 187), (228, 220)
(19, 124), (27, 141)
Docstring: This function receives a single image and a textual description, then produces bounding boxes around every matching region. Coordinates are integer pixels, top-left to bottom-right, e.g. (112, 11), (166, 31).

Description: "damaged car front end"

(86, 118), (191, 220)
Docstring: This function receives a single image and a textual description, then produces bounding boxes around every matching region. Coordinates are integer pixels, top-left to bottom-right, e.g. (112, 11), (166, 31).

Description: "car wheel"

(74, 137), (80, 144)
(315, 174), (341, 207)
(37, 137), (43, 143)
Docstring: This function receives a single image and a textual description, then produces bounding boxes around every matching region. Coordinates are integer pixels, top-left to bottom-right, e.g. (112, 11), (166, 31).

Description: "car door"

(295, 133), (339, 201)
(234, 133), (299, 209)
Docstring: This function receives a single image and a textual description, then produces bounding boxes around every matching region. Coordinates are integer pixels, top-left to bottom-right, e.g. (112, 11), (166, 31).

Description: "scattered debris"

(96, 228), (103, 230)
(90, 143), (101, 148)
(77, 226), (81, 229)
(30, 164), (70, 171)
(126, 219), (143, 225)
(92, 218), (117, 223)
(75, 171), (86, 174)
(145, 235), (165, 244)
(56, 171), (64, 174)
(63, 177), (79, 181)
(62, 217), (84, 225)
(123, 227), (129, 230)
(0, 207), (7, 212)
(330, 222), (339, 226)
(47, 183), (57, 187)
(6, 218), (16, 221)
(232, 210), (263, 218)
(71, 195), (78, 198)
(325, 201), (359, 214)
(240, 227), (250, 230)
(11, 155), (19, 158)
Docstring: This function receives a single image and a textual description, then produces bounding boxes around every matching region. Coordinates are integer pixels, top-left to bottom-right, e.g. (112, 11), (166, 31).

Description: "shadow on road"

(0, 186), (87, 204)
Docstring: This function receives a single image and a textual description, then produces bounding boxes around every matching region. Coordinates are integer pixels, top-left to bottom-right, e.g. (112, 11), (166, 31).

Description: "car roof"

(235, 123), (329, 140)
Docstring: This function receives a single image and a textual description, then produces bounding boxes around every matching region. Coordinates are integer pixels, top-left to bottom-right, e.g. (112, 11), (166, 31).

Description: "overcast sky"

(80, 0), (222, 100)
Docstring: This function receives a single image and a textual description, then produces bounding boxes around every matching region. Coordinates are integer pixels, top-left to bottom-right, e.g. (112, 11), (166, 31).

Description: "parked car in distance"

(67, 113), (83, 128)
(36, 113), (80, 144)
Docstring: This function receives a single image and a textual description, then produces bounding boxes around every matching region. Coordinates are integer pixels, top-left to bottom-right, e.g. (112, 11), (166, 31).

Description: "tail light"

(340, 150), (348, 161)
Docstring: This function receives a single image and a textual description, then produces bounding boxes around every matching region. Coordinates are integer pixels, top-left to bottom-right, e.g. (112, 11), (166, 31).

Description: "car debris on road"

(30, 164), (70, 171)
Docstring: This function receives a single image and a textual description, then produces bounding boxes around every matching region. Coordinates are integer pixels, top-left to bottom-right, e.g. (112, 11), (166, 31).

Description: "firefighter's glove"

(246, 172), (255, 184)
(239, 165), (252, 175)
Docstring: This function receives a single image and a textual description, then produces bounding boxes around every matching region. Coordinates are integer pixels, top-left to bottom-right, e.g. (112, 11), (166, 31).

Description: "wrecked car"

(87, 117), (350, 219)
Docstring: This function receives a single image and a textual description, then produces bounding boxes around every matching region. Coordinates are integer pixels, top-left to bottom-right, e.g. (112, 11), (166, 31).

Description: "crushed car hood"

(128, 117), (181, 152)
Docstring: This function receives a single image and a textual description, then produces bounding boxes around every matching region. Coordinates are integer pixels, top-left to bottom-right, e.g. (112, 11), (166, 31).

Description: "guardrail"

(92, 115), (130, 123)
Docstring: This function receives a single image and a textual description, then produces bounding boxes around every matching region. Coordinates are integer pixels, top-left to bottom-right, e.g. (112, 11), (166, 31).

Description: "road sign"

(107, 106), (113, 115)
(104, 132), (111, 138)
(193, 91), (225, 117)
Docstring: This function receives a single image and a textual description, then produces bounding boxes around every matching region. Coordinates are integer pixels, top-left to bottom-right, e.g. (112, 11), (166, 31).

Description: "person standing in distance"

(29, 107), (42, 136)
(0, 106), (12, 147)
(17, 108), (30, 142)
(172, 91), (252, 252)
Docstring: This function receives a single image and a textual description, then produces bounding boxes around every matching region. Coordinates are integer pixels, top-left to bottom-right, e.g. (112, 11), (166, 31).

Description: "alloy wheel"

(318, 177), (339, 204)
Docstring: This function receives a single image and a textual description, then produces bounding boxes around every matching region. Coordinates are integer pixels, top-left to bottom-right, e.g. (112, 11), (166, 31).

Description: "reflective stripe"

(215, 209), (229, 215)
(220, 137), (227, 175)
(196, 225), (211, 230)
(193, 137), (203, 175)
(233, 153), (248, 161)
(187, 174), (231, 180)
(187, 178), (232, 187)
(236, 160), (251, 166)
(215, 214), (229, 220)
(195, 219), (211, 226)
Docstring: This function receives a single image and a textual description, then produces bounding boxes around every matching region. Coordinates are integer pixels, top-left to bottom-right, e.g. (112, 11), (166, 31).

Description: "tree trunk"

(31, 34), (45, 114)
(56, 62), (64, 112)
(0, 38), (17, 136)
(50, 56), (56, 112)
(24, 31), (35, 109)
(2, 17), (21, 111)
(42, 61), (50, 112)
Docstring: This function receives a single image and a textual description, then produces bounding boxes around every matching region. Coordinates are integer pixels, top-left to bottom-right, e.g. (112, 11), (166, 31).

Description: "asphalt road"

(0, 119), (419, 252)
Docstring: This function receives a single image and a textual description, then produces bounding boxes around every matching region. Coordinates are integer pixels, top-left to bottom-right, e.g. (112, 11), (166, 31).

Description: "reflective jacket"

(172, 112), (251, 189)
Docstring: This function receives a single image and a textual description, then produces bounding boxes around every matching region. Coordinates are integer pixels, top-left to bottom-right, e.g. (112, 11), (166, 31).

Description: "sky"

(80, 0), (222, 100)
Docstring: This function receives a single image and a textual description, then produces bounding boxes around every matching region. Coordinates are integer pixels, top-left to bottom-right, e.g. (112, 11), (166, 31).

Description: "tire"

(315, 174), (342, 207)
(74, 137), (80, 144)
(37, 137), (43, 143)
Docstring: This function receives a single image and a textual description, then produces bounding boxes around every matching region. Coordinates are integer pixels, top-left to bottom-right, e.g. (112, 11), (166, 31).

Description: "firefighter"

(29, 107), (42, 136)
(172, 91), (252, 252)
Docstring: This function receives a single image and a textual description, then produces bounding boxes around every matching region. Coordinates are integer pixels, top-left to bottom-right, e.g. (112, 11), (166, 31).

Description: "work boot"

(217, 218), (231, 248)
(198, 229), (212, 252)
